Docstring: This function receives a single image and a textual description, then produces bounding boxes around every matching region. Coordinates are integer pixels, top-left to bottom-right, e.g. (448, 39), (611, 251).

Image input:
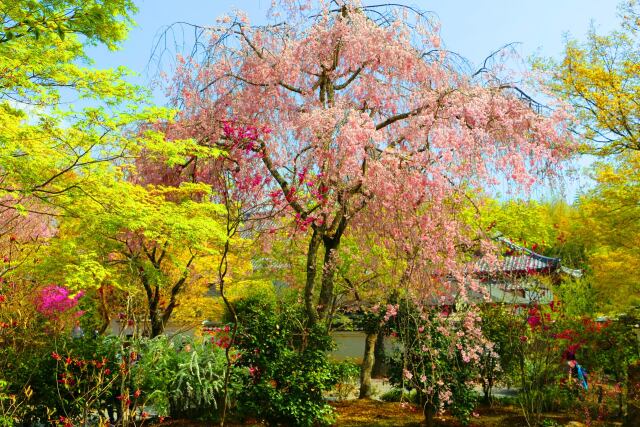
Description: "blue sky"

(88, 0), (622, 200)
(90, 0), (621, 97)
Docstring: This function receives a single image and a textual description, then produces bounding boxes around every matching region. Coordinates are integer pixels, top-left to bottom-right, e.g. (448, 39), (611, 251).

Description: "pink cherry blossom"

(146, 0), (574, 327)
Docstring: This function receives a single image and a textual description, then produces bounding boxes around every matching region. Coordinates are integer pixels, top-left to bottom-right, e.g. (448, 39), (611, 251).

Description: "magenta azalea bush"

(34, 285), (84, 318)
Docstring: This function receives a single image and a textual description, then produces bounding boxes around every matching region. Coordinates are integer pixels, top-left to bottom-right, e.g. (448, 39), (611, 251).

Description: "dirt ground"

(332, 399), (572, 427)
(154, 399), (623, 426)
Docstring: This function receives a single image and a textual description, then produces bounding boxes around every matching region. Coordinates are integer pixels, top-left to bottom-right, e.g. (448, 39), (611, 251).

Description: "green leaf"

(14, 204), (27, 216)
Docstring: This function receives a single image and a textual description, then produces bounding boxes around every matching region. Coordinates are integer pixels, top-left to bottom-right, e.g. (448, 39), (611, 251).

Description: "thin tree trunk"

(359, 331), (377, 398)
(423, 401), (436, 427)
(97, 285), (110, 335)
(219, 238), (238, 427)
(372, 330), (386, 377)
(217, 174), (241, 427)
(150, 314), (164, 338)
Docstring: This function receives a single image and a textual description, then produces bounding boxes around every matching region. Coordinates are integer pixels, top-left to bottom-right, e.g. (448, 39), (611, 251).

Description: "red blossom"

(527, 315), (541, 329)
(555, 329), (575, 340)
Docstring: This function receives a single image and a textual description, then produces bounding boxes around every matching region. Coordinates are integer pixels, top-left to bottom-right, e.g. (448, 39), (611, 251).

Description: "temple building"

(473, 234), (582, 305)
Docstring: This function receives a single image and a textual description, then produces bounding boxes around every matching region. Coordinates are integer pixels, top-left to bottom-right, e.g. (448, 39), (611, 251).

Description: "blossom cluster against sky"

(88, 0), (620, 201)
(90, 0), (619, 100)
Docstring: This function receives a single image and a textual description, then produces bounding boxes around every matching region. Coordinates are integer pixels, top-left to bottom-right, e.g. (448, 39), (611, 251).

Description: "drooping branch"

(259, 141), (308, 216)
(375, 105), (428, 130)
(334, 64), (366, 90)
(236, 25), (304, 94)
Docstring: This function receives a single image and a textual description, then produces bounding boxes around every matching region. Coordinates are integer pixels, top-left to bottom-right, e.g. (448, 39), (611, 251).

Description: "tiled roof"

(475, 253), (559, 275)
(473, 235), (581, 278)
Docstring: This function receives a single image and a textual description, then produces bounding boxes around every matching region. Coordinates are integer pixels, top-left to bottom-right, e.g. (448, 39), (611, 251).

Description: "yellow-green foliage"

(577, 153), (640, 312)
(1, 0), (137, 104)
(0, 0), (246, 332)
(537, 1), (640, 312)
(537, 1), (640, 154)
(477, 199), (559, 248)
(0, 0), (165, 236)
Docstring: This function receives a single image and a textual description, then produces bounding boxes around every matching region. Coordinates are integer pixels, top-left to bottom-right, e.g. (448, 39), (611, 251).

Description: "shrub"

(0, 334), (125, 425)
(387, 300), (484, 426)
(507, 302), (634, 425)
(0, 379), (25, 427)
(232, 296), (336, 426)
(50, 337), (124, 424)
(329, 359), (360, 401)
(132, 335), (227, 419)
(479, 304), (522, 402)
(0, 332), (227, 425)
(380, 387), (418, 403)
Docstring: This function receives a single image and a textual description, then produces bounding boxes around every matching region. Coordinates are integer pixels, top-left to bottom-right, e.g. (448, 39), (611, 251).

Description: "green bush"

(232, 296), (336, 427)
(387, 300), (481, 426)
(0, 333), (228, 424)
(502, 303), (640, 425)
(0, 343), (57, 423)
(131, 335), (227, 419)
(0, 334), (127, 424)
(379, 387), (418, 403)
(0, 380), (17, 426)
(329, 359), (360, 401)
(479, 304), (523, 401)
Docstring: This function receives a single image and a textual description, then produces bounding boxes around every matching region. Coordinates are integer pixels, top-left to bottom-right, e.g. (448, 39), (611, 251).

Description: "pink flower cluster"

(34, 285), (84, 318)
(383, 304), (398, 322)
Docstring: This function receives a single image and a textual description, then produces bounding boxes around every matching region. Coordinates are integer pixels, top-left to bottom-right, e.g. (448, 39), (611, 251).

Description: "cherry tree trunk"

(318, 231), (344, 322)
(359, 331), (377, 398)
(423, 402), (436, 427)
(372, 330), (387, 377)
(304, 229), (322, 325)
